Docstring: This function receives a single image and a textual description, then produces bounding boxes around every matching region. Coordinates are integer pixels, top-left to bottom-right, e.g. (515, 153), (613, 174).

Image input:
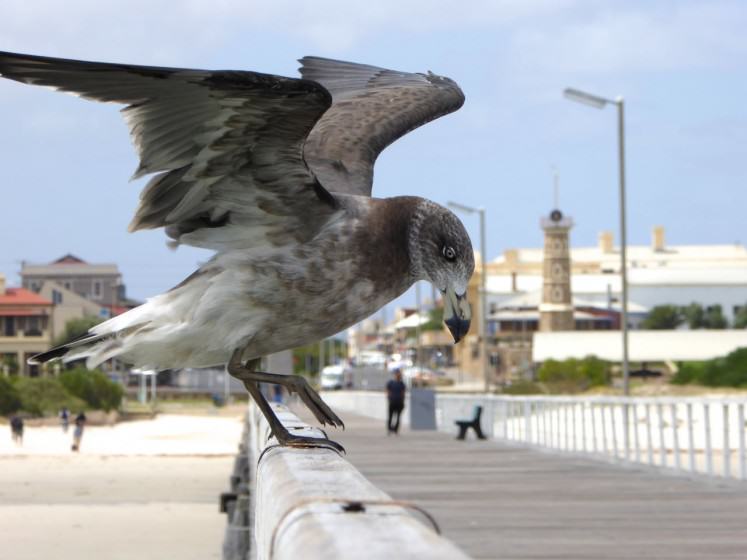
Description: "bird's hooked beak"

(443, 287), (471, 344)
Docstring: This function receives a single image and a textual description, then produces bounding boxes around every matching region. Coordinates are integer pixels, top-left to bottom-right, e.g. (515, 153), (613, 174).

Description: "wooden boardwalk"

(322, 410), (747, 560)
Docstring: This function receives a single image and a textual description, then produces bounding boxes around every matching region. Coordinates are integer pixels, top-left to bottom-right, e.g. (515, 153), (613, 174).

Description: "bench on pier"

(455, 405), (487, 440)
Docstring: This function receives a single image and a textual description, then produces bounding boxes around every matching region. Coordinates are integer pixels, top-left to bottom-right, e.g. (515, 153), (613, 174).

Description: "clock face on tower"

(552, 286), (564, 302)
(552, 262), (564, 279)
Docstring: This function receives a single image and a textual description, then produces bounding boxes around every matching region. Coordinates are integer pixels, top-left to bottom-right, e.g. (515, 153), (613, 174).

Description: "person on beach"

(72, 411), (87, 452)
(59, 407), (70, 433)
(10, 415), (24, 446)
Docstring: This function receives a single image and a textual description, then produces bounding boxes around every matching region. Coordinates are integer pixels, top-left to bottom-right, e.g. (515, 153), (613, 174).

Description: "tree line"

(641, 303), (747, 330)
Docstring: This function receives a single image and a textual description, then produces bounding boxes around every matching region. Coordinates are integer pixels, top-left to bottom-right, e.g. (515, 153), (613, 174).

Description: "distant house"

(0, 274), (53, 376)
(21, 253), (127, 311)
(11, 255), (138, 374)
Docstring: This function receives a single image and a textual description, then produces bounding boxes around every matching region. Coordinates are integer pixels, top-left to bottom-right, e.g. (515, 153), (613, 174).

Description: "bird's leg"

(231, 358), (344, 429)
(232, 355), (344, 429)
(227, 350), (344, 452)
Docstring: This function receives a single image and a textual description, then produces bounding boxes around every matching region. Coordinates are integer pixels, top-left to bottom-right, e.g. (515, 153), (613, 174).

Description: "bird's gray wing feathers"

(0, 51), (336, 250)
(299, 56), (465, 197)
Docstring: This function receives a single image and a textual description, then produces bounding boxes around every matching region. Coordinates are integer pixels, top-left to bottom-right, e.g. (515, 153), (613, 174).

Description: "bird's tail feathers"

(28, 331), (110, 365)
(28, 298), (161, 367)
(66, 338), (127, 369)
(29, 274), (219, 369)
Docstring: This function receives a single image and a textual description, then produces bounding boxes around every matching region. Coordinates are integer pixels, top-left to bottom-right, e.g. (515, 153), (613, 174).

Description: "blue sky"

(1, 1), (745, 313)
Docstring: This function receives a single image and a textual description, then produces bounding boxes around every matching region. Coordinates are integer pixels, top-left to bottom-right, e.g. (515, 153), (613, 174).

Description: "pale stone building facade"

(21, 254), (125, 309)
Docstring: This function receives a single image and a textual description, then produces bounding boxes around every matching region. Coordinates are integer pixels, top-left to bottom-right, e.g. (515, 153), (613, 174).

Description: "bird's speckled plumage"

(0, 51), (474, 371)
(299, 56), (465, 196)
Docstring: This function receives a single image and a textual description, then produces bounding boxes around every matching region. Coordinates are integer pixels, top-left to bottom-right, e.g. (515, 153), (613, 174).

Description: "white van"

(320, 365), (346, 390)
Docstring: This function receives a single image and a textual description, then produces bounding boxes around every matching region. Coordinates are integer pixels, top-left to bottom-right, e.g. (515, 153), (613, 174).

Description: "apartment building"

(21, 253), (126, 311)
(0, 274), (54, 376)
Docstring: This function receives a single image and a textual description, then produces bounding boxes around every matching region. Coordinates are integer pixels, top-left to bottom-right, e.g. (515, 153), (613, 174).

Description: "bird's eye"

(442, 245), (457, 262)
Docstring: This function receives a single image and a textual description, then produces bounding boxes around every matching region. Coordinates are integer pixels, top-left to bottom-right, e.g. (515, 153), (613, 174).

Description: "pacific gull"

(0, 51), (474, 450)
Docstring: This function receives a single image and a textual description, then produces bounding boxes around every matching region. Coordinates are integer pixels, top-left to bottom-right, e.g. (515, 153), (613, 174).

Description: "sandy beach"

(0, 410), (244, 560)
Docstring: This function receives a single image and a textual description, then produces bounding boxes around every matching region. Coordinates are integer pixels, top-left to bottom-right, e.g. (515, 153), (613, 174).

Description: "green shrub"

(735, 305), (747, 329)
(641, 305), (683, 329)
(0, 376), (22, 415)
(671, 362), (703, 385)
(537, 356), (610, 394)
(14, 377), (85, 417)
(54, 316), (103, 347)
(672, 348), (747, 387)
(502, 379), (545, 395)
(60, 367), (124, 411)
(421, 308), (445, 332)
(0, 355), (19, 375)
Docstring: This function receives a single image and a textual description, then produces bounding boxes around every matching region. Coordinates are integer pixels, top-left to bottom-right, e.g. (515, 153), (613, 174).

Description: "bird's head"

(409, 201), (475, 343)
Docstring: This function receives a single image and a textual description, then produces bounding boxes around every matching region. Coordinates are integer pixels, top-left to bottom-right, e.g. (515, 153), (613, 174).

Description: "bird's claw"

(275, 432), (345, 454)
(291, 377), (345, 430)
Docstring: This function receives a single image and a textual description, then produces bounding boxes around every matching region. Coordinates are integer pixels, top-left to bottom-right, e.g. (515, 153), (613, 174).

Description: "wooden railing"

(222, 403), (471, 560)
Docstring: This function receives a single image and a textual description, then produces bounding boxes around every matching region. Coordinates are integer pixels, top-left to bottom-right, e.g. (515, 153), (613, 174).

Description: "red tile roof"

(52, 253), (87, 264)
(0, 287), (53, 306)
(108, 306), (130, 316)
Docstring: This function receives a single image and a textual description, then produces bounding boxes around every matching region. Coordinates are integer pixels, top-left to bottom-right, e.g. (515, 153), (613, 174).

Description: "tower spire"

(553, 166), (560, 209)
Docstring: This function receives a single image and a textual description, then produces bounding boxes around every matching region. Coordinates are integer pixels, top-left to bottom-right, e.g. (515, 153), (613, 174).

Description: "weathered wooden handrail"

(247, 403), (470, 560)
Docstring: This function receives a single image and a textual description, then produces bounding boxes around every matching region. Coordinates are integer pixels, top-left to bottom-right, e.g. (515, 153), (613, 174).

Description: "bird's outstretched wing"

(299, 57), (465, 197)
(0, 51), (336, 250)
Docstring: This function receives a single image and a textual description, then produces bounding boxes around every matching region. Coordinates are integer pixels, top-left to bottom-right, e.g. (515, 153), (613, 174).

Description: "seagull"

(0, 52), (474, 450)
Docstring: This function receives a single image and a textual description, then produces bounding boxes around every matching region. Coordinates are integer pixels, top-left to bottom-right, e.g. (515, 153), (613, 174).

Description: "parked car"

(320, 364), (350, 390)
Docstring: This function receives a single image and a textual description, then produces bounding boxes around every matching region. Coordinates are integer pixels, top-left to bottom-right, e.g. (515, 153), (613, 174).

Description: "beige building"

(22, 254), (126, 311)
(0, 274), (54, 376)
(487, 227), (747, 324)
(37, 281), (108, 340)
(451, 251), (490, 384)
(453, 225), (747, 385)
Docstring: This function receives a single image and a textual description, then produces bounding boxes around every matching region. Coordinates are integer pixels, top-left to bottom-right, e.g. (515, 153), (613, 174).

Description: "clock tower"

(539, 208), (574, 331)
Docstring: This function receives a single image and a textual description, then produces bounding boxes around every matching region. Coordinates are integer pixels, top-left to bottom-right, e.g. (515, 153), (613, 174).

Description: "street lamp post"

(563, 87), (630, 397)
(415, 280), (422, 369)
(448, 201), (489, 393)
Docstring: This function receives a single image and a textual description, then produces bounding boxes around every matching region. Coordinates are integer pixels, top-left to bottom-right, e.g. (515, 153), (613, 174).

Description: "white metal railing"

(322, 392), (747, 482)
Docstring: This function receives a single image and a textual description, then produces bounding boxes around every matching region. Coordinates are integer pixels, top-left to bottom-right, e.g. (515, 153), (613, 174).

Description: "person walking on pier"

(10, 415), (24, 446)
(386, 369), (406, 435)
